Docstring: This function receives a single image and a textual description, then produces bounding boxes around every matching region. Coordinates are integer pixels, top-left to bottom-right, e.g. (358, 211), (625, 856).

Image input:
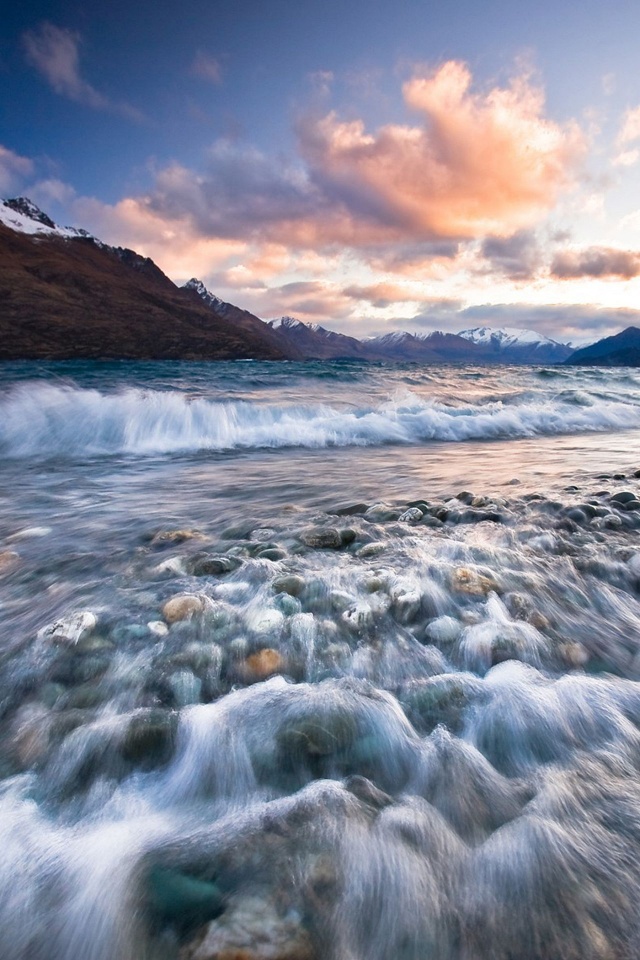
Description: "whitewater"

(1, 358), (640, 960)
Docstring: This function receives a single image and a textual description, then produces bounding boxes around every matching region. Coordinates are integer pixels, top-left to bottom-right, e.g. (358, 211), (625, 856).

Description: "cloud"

(296, 61), (585, 242)
(191, 52), (223, 84)
(108, 60), (584, 255)
(342, 282), (424, 307)
(0, 145), (34, 194)
(550, 246), (640, 279)
(618, 106), (640, 145)
(23, 23), (143, 120)
(480, 230), (542, 280)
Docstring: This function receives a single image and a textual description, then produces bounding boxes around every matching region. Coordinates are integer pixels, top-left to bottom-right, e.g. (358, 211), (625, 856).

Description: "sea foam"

(0, 382), (638, 459)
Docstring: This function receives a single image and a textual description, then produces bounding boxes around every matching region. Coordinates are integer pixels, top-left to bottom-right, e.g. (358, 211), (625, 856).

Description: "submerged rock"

(179, 894), (315, 960)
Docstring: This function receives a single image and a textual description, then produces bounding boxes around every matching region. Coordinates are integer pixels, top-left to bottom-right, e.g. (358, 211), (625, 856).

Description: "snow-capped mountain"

(0, 199), (294, 361)
(0, 197), (93, 240)
(364, 330), (485, 362)
(458, 326), (573, 362)
(267, 316), (370, 360)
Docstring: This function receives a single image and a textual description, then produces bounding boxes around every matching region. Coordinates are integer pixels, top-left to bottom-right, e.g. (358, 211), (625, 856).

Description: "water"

(1, 359), (640, 959)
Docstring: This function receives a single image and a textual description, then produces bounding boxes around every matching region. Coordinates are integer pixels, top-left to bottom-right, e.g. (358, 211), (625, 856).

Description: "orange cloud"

(297, 61), (585, 242)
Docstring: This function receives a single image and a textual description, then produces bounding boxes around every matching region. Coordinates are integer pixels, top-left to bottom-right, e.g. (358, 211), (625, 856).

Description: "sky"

(3, 0), (640, 342)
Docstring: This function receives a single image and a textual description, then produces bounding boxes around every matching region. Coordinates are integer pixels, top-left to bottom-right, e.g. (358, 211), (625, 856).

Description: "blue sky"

(3, 0), (640, 341)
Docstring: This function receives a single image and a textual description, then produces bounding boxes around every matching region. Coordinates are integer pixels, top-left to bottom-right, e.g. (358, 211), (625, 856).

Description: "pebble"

(272, 574), (306, 597)
(190, 555), (242, 576)
(162, 594), (209, 624)
(147, 620), (169, 638)
(243, 648), (284, 681)
(150, 529), (206, 546)
(37, 611), (97, 646)
(451, 567), (501, 596)
(299, 527), (343, 549)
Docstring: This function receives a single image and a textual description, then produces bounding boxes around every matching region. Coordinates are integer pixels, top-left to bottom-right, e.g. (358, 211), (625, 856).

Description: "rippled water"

(2, 359), (640, 959)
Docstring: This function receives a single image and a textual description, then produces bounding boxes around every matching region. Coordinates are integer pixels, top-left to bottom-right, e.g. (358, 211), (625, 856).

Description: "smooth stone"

(272, 575), (305, 597)
(356, 542), (386, 558)
(190, 555), (242, 576)
(37, 611), (97, 646)
(274, 593), (303, 616)
(148, 620), (169, 638)
(332, 502), (369, 516)
(162, 594), (208, 624)
(150, 529), (206, 546)
(246, 608), (285, 636)
(610, 491), (637, 505)
(299, 527), (343, 549)
(425, 616), (462, 646)
(451, 567), (501, 596)
(456, 491), (474, 504)
(242, 648), (284, 681)
(622, 500), (640, 511)
(256, 547), (288, 561)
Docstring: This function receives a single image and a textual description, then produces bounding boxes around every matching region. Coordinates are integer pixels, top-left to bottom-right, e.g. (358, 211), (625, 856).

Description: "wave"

(1, 382), (639, 459)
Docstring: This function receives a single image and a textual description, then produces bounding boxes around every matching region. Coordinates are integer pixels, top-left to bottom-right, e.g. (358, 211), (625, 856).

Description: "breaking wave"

(1, 382), (639, 459)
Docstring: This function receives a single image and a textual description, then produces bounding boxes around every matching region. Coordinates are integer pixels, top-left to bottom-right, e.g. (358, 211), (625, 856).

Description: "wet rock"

(363, 504), (402, 523)
(272, 575), (305, 597)
(150, 529), (207, 547)
(179, 894), (315, 960)
(152, 556), (189, 577)
(148, 620), (169, 638)
(274, 593), (303, 617)
(162, 594), (210, 624)
(425, 616), (462, 647)
(398, 507), (424, 524)
(622, 499), (640, 511)
(400, 674), (484, 734)
(355, 541), (386, 558)
(256, 547), (288, 561)
(332, 502), (369, 516)
(298, 527), (343, 550)
(242, 648), (284, 681)
(610, 491), (637, 505)
(190, 555), (243, 576)
(451, 567), (501, 596)
(456, 491), (474, 504)
(37, 611), (97, 646)
(121, 709), (177, 767)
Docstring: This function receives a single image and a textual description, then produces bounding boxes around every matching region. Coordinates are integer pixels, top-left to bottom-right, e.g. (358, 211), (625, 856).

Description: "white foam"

(0, 382), (638, 459)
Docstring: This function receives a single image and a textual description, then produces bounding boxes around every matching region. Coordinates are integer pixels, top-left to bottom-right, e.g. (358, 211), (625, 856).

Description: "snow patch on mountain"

(0, 197), (93, 241)
(182, 278), (226, 310)
(458, 326), (562, 349)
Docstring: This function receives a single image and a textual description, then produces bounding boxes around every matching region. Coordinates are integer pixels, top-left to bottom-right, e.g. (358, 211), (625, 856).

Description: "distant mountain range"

(1, 196), (639, 366)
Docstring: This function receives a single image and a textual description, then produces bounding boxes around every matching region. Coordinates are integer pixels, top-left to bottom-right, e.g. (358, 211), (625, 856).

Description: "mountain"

(564, 326), (640, 366)
(266, 316), (371, 360)
(364, 330), (489, 362)
(0, 198), (294, 361)
(182, 279), (302, 358)
(458, 326), (573, 363)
